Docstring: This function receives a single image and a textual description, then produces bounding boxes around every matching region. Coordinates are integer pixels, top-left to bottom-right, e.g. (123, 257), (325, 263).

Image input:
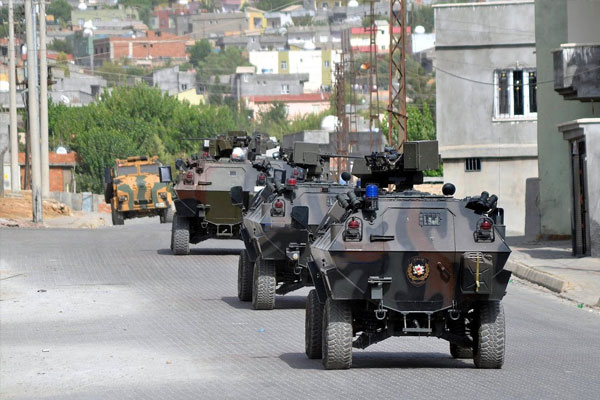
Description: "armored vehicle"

(104, 156), (173, 226)
(304, 142), (511, 370)
(233, 142), (354, 310)
(165, 132), (276, 255)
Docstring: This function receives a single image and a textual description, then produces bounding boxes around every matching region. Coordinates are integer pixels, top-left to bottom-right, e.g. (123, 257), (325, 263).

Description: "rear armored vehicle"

(304, 142), (512, 369)
(104, 156), (173, 225)
(163, 132), (276, 255)
(233, 142), (354, 310)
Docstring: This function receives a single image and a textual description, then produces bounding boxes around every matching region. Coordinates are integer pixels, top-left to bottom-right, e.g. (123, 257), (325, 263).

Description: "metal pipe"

(8, 0), (20, 192)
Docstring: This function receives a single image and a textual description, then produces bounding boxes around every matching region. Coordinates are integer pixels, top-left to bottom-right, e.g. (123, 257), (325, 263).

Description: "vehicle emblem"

(407, 256), (430, 286)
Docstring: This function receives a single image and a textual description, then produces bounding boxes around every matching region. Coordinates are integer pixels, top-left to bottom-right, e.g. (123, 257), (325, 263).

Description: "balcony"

(553, 44), (600, 101)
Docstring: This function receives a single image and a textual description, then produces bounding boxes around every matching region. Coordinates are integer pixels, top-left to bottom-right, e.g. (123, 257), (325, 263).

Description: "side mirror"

(230, 186), (244, 206)
(291, 206), (309, 230)
(104, 166), (112, 184)
(159, 166), (173, 183)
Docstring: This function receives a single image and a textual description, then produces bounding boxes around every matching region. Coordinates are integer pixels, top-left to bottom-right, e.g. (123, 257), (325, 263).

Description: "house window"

(281, 84), (290, 94)
(253, 17), (262, 28)
(494, 69), (537, 120)
(324, 60), (330, 68)
(465, 158), (482, 172)
(243, 74), (249, 83)
(181, 84), (188, 90)
(281, 60), (287, 70)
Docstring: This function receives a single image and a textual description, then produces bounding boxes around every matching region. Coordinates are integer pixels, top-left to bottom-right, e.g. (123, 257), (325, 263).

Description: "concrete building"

(143, 66), (196, 96)
(93, 31), (190, 65)
(49, 70), (107, 106)
(535, 0), (600, 248)
(247, 93), (331, 119)
(249, 49), (341, 92)
(176, 8), (266, 39)
(216, 34), (287, 52)
(434, 1), (537, 236)
(233, 66), (309, 99)
(71, 6), (140, 29)
(538, 0), (600, 256)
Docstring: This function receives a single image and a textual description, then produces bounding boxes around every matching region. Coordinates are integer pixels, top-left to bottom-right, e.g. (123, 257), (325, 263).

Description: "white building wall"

(249, 51), (278, 74)
(289, 50), (323, 92)
(444, 157), (538, 236)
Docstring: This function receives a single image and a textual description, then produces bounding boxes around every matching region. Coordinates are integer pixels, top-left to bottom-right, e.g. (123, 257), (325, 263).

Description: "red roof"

(249, 93), (330, 103)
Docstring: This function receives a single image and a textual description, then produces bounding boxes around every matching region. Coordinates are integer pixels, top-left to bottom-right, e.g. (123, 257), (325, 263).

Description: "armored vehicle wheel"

(474, 301), (505, 369)
(305, 289), (323, 359)
(172, 213), (190, 255)
(322, 299), (353, 369)
(111, 208), (124, 226)
(165, 207), (174, 223)
(237, 250), (254, 301)
(252, 257), (276, 310)
(449, 317), (473, 359)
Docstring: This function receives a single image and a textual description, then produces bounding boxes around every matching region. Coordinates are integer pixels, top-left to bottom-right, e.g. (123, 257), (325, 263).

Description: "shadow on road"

(279, 352), (474, 370)
(220, 295), (306, 310)
(156, 248), (242, 256)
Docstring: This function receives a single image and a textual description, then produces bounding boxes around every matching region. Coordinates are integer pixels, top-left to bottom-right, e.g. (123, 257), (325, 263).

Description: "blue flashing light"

(365, 184), (378, 199)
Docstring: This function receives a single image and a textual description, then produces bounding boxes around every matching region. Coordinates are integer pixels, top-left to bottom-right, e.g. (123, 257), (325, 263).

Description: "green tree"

(48, 38), (73, 54)
(48, 84), (237, 192)
(47, 0), (72, 24)
(188, 39), (212, 68)
(410, 5), (434, 33)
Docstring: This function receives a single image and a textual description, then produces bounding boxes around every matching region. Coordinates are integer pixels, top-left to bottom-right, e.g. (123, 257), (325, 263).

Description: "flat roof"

(433, 0), (534, 9)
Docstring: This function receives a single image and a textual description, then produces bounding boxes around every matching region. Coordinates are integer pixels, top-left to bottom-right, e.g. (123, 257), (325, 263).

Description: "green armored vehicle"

(304, 142), (512, 370)
(104, 156), (173, 225)
(162, 132), (277, 255)
(232, 142), (353, 310)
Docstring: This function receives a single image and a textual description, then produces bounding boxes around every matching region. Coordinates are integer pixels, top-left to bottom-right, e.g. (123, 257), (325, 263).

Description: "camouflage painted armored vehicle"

(232, 142), (354, 310)
(304, 142), (512, 370)
(163, 132), (275, 255)
(103, 156), (173, 226)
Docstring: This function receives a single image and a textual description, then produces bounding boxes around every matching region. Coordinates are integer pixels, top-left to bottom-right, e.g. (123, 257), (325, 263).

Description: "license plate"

(155, 202), (165, 207)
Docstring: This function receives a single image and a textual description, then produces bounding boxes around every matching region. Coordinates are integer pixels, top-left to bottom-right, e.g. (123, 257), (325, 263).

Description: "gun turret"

(280, 142), (334, 181)
(352, 141), (440, 191)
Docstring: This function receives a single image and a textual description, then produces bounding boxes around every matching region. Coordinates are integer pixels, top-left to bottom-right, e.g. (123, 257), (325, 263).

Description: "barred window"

(465, 158), (482, 172)
(494, 69), (537, 119)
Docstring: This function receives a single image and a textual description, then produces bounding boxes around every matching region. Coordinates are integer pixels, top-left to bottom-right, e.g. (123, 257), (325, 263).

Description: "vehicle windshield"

(139, 164), (160, 174)
(117, 166), (138, 175)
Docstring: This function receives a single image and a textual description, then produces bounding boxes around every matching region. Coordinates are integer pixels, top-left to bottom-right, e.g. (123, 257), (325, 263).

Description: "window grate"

(465, 158), (482, 172)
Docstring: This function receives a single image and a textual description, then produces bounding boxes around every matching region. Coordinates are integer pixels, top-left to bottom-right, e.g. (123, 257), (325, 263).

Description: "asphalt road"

(1, 220), (599, 399)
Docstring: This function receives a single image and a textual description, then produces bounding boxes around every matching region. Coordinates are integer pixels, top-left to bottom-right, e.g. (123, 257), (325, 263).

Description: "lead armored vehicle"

(104, 156), (173, 225)
(165, 132), (274, 255)
(233, 142), (354, 310)
(304, 142), (511, 369)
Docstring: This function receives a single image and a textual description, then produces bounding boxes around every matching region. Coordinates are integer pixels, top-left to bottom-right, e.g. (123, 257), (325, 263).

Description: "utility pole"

(25, 0), (43, 222)
(9, 0), (20, 193)
(39, 0), (50, 197)
(388, 0), (407, 148)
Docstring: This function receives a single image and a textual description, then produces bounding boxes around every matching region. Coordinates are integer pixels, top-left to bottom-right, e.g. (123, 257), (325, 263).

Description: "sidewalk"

(505, 237), (600, 308)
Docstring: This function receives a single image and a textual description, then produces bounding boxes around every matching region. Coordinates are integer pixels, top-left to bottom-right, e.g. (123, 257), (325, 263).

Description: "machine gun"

(352, 141), (440, 191)
(184, 131), (252, 160)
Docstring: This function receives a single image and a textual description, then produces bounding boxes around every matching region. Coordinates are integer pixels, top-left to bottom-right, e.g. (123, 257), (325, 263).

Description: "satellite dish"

(415, 25), (426, 34)
(60, 95), (70, 104)
(304, 41), (316, 50)
(279, 27), (287, 36)
(320, 115), (338, 132)
(83, 20), (96, 30)
(56, 146), (68, 155)
(78, 1), (87, 10)
(348, 0), (359, 7)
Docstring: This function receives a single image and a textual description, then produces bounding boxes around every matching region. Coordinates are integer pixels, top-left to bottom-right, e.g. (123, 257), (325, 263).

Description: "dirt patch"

(0, 191), (71, 220)
(414, 183), (443, 195)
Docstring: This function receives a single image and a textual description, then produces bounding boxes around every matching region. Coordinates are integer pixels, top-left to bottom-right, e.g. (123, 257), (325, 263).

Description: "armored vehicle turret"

(162, 131), (276, 255)
(233, 142), (355, 310)
(303, 141), (512, 370)
(104, 156), (173, 225)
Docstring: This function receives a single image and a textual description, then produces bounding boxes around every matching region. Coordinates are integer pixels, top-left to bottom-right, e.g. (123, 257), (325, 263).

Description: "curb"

(505, 260), (567, 293)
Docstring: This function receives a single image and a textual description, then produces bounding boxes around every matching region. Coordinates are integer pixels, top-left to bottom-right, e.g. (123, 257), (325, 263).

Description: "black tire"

(474, 301), (505, 369)
(237, 250), (254, 302)
(322, 299), (353, 369)
(305, 289), (323, 359)
(449, 317), (473, 359)
(111, 207), (124, 226)
(252, 257), (276, 310)
(171, 213), (190, 255)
